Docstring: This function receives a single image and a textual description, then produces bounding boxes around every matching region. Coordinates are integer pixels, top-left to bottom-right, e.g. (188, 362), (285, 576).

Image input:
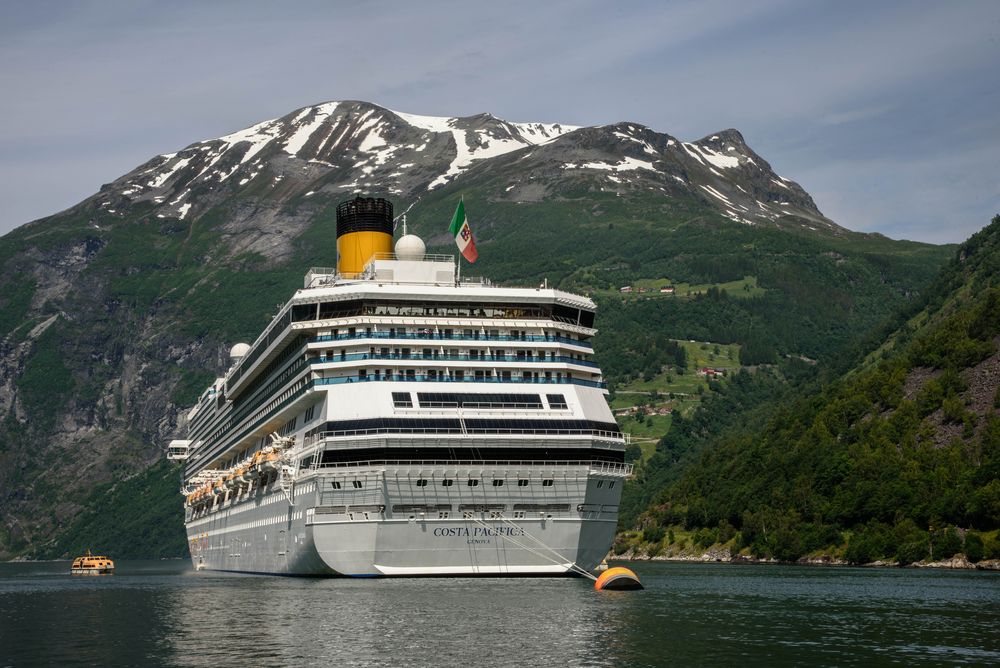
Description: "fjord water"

(1, 561), (997, 667)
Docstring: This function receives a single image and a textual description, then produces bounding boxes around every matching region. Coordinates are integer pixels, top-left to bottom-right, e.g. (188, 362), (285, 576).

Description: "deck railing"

(308, 352), (599, 368)
(313, 375), (606, 389)
(306, 427), (628, 443)
(305, 459), (633, 476)
(309, 331), (593, 349)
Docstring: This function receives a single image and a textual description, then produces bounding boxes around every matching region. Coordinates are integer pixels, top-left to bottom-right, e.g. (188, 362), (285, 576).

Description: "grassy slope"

(628, 215), (1000, 563)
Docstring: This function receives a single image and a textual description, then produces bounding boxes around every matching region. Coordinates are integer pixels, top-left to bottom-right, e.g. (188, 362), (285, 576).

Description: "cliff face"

(0, 101), (948, 558)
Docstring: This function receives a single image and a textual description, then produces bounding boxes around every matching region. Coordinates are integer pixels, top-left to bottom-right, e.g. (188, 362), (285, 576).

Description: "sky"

(0, 0), (998, 244)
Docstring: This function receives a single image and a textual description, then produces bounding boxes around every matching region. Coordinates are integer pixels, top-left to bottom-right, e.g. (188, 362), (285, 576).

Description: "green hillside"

(0, 135), (955, 559)
(625, 215), (1000, 564)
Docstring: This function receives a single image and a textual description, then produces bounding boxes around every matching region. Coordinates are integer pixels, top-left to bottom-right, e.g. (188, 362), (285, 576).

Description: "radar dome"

(395, 234), (426, 261)
(230, 343), (251, 359)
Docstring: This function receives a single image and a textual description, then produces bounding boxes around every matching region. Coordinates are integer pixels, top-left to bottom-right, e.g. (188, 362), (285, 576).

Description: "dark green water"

(1, 560), (997, 667)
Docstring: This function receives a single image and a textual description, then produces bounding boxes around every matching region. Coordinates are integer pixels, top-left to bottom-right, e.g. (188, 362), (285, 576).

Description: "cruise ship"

(166, 196), (631, 576)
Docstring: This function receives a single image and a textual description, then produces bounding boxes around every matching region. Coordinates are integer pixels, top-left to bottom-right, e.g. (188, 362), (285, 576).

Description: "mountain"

(0, 100), (952, 559)
(624, 215), (1000, 565)
(103, 100), (832, 238)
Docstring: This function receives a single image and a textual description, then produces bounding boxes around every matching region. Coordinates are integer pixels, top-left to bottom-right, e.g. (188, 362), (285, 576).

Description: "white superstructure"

(170, 208), (629, 576)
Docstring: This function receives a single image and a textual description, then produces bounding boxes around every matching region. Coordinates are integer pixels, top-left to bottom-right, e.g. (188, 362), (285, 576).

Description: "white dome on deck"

(230, 343), (251, 359)
(395, 234), (426, 261)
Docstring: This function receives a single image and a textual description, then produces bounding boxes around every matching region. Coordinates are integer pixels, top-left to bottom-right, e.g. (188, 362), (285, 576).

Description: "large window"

(416, 393), (542, 409)
(546, 394), (568, 409)
(296, 299), (596, 325)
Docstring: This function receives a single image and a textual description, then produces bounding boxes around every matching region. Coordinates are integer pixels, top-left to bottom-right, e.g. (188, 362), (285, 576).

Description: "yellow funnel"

(336, 197), (394, 275)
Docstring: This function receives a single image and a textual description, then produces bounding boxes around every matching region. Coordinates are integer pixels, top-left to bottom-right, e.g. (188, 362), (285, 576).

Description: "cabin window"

(518, 479), (529, 487)
(547, 394), (568, 409)
(352, 481), (363, 489)
(492, 480), (504, 487)
(416, 479), (428, 487)
(442, 479), (454, 487)
(331, 481), (341, 489)
(392, 392), (413, 408)
(467, 479), (480, 487)
(542, 480), (553, 487)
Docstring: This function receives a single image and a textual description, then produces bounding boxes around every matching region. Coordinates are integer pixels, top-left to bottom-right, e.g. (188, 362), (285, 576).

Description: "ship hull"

(185, 466), (622, 577)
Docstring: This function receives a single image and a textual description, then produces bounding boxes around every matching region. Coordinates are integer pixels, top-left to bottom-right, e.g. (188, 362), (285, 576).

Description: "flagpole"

(456, 195), (464, 286)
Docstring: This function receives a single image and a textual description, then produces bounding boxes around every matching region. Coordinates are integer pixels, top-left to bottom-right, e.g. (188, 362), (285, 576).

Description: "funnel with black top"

(336, 196), (394, 275)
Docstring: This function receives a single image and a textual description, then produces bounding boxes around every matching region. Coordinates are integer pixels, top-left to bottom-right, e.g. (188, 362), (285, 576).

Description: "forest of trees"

(624, 216), (1000, 564)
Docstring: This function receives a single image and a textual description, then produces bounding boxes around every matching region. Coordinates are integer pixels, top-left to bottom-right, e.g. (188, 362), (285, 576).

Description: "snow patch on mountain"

(147, 157), (191, 188)
(390, 110), (455, 134)
(564, 156), (657, 172)
(283, 102), (339, 156)
(388, 108), (578, 190)
(510, 121), (579, 143)
(692, 144), (740, 169)
(216, 119), (283, 168)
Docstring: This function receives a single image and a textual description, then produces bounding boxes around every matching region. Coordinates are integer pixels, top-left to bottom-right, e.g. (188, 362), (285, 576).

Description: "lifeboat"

(260, 452), (281, 474)
(241, 463), (257, 483)
(70, 549), (115, 575)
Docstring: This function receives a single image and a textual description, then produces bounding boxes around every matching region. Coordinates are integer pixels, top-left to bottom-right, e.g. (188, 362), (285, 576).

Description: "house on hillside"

(660, 285), (675, 294)
(619, 286), (633, 293)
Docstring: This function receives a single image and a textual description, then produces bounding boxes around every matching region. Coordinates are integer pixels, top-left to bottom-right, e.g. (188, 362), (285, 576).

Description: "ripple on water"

(0, 561), (998, 667)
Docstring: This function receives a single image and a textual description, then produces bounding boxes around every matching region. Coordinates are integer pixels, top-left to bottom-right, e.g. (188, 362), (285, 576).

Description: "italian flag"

(448, 198), (478, 263)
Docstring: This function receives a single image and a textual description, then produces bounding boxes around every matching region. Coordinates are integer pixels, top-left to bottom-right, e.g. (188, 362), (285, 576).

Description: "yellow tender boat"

(70, 549), (115, 575)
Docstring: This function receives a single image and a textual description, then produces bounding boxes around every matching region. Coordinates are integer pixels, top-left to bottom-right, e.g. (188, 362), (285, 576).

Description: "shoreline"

(612, 550), (1000, 571)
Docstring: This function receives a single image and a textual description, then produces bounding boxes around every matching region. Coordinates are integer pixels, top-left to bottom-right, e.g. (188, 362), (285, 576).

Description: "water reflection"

(164, 575), (611, 667)
(1, 561), (998, 667)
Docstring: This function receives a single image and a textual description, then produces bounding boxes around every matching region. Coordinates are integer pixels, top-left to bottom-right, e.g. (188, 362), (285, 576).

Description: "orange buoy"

(594, 566), (643, 591)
